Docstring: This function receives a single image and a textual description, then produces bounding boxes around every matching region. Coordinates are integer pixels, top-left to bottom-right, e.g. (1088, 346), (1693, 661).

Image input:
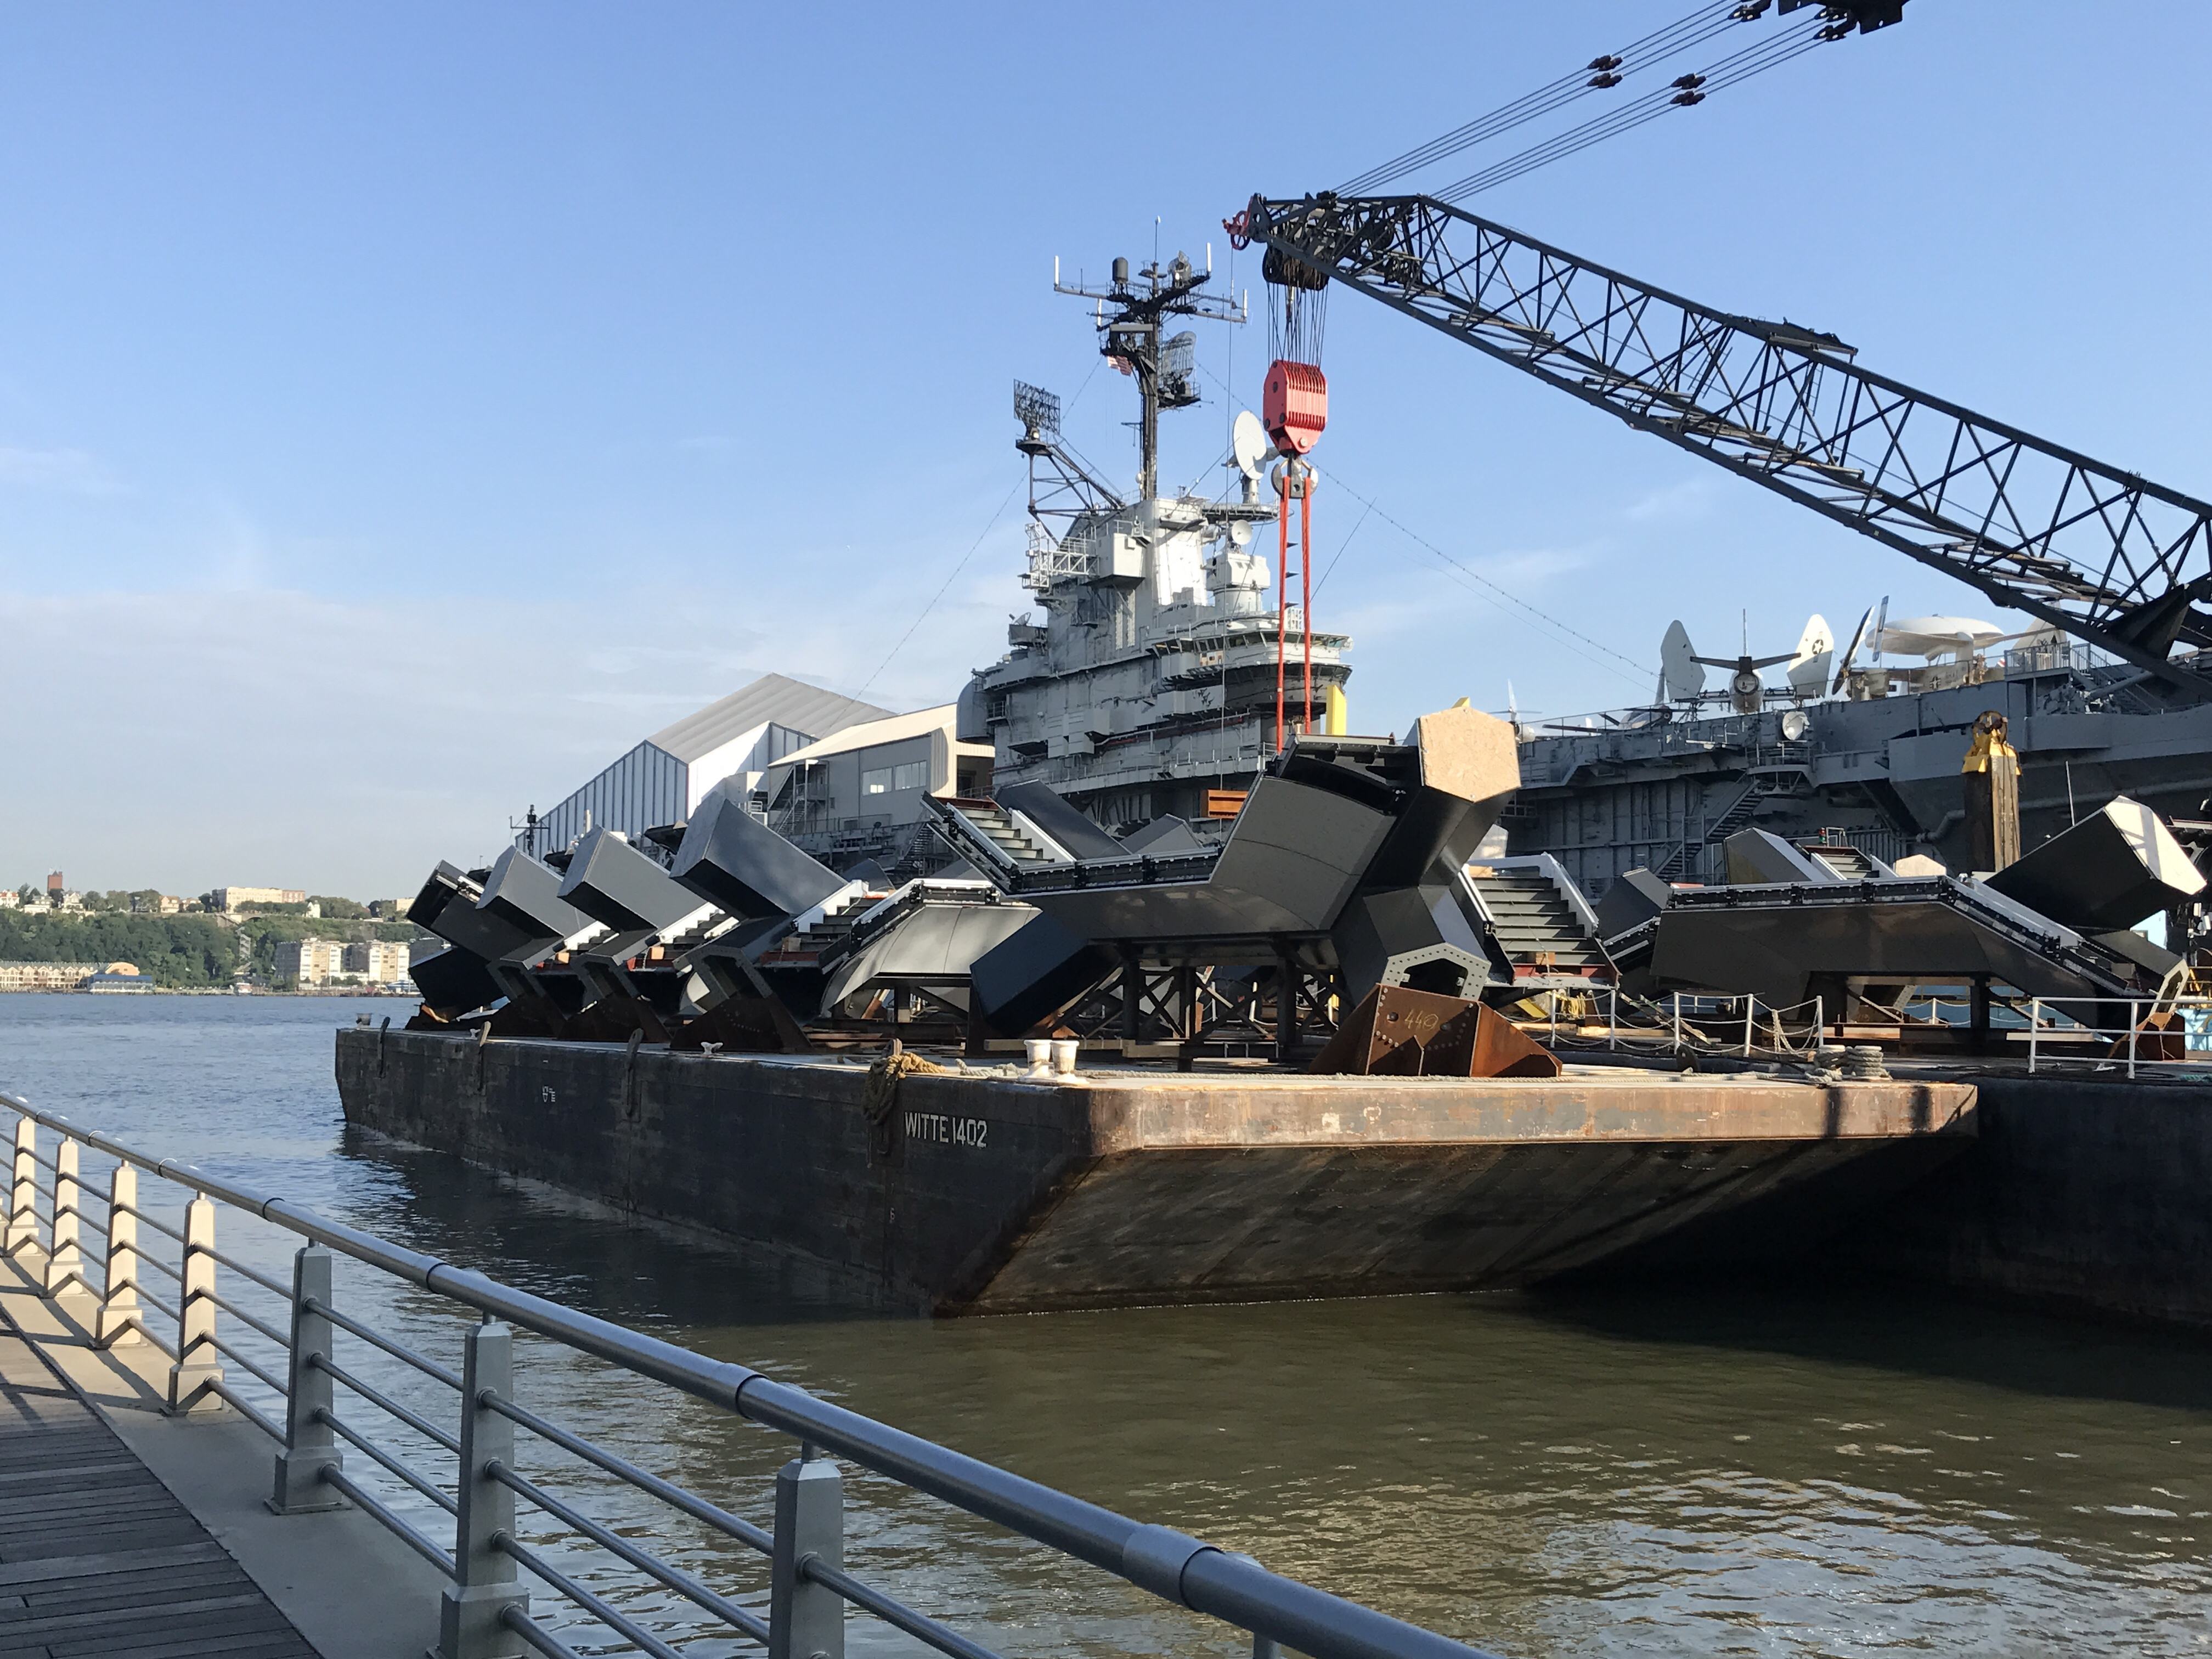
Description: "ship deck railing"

(1519, 982), (2212, 1079)
(0, 1086), (1497, 1659)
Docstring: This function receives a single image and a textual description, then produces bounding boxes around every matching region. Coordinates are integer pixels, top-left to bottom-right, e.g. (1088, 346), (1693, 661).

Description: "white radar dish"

(1660, 620), (1705, 701)
(1232, 410), (1269, 481)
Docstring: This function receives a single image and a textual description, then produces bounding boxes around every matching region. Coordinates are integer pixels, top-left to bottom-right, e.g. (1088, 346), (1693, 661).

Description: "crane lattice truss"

(1243, 194), (2212, 693)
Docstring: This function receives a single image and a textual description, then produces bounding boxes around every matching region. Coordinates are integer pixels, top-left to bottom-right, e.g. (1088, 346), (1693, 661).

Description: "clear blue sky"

(4, 2), (2208, 895)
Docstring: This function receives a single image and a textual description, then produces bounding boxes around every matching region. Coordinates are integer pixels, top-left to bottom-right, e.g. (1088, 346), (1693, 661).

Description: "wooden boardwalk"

(0, 1327), (317, 1659)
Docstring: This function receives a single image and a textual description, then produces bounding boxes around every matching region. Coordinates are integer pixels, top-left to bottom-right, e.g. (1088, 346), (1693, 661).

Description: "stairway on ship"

(945, 802), (1053, 866)
(1801, 842), (1880, 880)
(779, 891), (882, 960)
(1469, 866), (1610, 973)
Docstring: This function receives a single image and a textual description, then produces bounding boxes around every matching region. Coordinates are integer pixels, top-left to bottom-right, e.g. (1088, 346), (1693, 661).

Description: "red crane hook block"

(1263, 359), (1328, 456)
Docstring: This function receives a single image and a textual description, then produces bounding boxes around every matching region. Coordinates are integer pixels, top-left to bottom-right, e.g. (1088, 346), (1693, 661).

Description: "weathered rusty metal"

(1307, 985), (1561, 1079)
(670, 990), (813, 1054)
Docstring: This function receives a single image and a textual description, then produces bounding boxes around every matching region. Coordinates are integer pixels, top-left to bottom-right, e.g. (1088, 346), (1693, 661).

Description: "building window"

(864, 758), (930, 796)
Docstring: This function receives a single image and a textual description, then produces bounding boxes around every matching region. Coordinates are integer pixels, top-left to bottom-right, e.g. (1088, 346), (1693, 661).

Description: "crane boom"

(1237, 193), (2212, 695)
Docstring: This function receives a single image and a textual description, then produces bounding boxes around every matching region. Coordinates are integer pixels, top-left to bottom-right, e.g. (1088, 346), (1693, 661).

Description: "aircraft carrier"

(340, 5), (2212, 1324)
(1506, 615), (2212, 905)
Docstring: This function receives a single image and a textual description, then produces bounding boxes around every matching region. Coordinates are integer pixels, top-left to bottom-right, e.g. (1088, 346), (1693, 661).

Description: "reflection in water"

(2, 996), (2206, 1656)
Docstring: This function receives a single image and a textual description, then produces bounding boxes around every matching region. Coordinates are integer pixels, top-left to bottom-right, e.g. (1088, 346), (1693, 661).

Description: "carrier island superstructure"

(955, 251), (1349, 832)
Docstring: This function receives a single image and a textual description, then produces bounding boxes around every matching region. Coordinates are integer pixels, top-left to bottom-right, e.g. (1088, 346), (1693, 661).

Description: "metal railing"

(2023, 995), (2212, 1076)
(1524, 986), (1830, 1063)
(0, 1088), (1494, 1659)
(1537, 989), (2212, 1076)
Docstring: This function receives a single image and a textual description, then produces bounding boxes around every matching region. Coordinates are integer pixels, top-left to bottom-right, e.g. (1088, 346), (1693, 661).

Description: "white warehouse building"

(524, 674), (891, 856)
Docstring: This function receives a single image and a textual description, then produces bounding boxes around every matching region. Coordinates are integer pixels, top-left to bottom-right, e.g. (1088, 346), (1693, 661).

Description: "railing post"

(270, 1246), (343, 1513)
(167, 1195), (223, 1413)
(98, 1164), (140, 1346)
(1671, 992), (1681, 1054)
(1608, 984), (1618, 1052)
(43, 1138), (86, 1299)
(439, 1321), (528, 1659)
(2129, 1000), (2141, 1079)
(1743, 997), (1755, 1057)
(5, 1119), (37, 1254)
(2029, 997), (2041, 1074)
(770, 1451), (845, 1659)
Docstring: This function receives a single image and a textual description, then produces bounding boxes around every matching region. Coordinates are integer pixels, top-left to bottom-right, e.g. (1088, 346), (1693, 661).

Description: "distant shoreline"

(0, 987), (415, 997)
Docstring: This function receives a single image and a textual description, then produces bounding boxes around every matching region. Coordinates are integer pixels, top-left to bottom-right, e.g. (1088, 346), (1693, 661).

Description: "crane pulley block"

(1263, 360), (1328, 458)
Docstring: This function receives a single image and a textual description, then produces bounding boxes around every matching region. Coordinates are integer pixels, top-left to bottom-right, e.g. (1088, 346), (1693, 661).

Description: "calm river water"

(0, 995), (2205, 1657)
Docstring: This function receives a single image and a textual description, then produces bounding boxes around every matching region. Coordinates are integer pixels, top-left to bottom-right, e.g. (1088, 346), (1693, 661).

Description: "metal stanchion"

(770, 1454), (845, 1659)
(271, 1246), (343, 1513)
(168, 1196), (223, 1413)
(439, 1322), (528, 1658)
(98, 1164), (139, 1346)
(44, 1138), (85, 1297)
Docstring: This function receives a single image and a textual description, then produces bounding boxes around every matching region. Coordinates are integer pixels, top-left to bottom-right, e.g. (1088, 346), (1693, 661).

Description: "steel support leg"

(44, 1139), (86, 1299)
(167, 1197), (222, 1414)
(97, 1165), (140, 1347)
(5, 1120), (35, 1255)
(438, 1322), (528, 1659)
(270, 1246), (343, 1513)
(769, 1454), (844, 1659)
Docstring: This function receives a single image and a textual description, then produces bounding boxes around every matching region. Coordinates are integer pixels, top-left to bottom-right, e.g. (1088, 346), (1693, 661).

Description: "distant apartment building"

(343, 939), (414, 985)
(275, 936), (411, 988)
(128, 894), (187, 916)
(213, 887), (307, 914)
(45, 872), (62, 898)
(273, 938), (347, 986)
(279, 938), (347, 986)
(0, 891), (16, 911)
(0, 962), (101, 992)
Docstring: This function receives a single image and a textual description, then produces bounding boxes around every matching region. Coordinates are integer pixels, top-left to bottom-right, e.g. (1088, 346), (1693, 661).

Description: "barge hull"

(335, 1029), (1974, 1314)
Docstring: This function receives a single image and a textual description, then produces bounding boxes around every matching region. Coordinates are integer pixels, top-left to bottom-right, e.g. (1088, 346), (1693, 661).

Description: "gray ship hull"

(1513, 668), (2212, 900)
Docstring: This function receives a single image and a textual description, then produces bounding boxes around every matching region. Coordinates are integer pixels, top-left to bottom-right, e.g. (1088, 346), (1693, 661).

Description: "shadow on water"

(1513, 1269), (2212, 1414)
(332, 1122), (884, 1329)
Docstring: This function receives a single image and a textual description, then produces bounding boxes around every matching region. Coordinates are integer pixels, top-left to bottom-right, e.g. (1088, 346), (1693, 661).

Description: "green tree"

(0, 912), (233, 988)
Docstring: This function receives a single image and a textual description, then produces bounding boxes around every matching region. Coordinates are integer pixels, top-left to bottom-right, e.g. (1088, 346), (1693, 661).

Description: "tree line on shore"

(0, 911), (424, 990)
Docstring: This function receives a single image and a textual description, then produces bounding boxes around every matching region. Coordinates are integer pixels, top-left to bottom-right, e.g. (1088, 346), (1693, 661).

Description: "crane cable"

(1439, 15), (1832, 201)
(1195, 362), (1655, 690)
(1337, 1), (1746, 196)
